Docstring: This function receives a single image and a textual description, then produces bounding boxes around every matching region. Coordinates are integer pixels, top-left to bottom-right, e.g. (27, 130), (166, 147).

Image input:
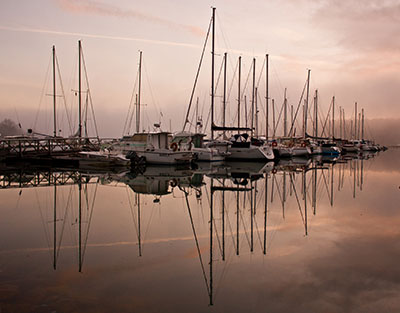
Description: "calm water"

(1, 149), (400, 313)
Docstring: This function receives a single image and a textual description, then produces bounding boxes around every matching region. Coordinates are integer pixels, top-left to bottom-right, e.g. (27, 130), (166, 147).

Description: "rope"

(81, 46), (99, 138)
(183, 17), (212, 132)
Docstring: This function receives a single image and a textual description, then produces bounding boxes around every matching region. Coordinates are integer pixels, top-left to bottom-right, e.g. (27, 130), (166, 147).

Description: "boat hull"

(134, 150), (193, 165)
(226, 145), (274, 161)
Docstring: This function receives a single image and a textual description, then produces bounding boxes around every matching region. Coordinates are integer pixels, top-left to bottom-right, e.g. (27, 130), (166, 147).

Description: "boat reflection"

(0, 150), (382, 305)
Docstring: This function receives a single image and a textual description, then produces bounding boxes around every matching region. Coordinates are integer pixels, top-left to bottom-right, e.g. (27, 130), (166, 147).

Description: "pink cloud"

(54, 0), (205, 37)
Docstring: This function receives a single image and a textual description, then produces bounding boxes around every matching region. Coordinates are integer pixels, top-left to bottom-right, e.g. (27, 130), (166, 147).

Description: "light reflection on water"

(1, 150), (400, 312)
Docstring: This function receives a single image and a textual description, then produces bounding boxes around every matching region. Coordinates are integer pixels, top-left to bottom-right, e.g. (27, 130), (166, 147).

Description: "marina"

(1, 2), (398, 312)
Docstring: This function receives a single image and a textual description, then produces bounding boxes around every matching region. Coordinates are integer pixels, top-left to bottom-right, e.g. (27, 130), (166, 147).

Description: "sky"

(0, 0), (399, 138)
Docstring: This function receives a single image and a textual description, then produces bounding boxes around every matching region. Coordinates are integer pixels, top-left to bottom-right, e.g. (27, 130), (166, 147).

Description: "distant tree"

(0, 118), (23, 137)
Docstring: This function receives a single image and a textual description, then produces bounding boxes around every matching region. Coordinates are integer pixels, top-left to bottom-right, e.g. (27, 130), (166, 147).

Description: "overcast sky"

(0, 0), (399, 137)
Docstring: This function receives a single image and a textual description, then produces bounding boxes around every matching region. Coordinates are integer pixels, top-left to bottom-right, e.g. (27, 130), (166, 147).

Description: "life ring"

(272, 141), (278, 147)
(301, 142), (306, 147)
(272, 168), (277, 174)
(170, 142), (178, 152)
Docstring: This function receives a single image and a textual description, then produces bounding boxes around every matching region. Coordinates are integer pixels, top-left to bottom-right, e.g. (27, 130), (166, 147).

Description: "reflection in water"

(0, 150), (395, 311)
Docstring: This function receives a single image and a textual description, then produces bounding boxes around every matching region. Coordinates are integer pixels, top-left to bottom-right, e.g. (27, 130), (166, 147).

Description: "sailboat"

(224, 55), (274, 161)
(114, 51), (193, 165)
(197, 12), (275, 162)
(179, 11), (231, 162)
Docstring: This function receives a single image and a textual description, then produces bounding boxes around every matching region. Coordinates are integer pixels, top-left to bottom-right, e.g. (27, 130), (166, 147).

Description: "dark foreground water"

(1, 149), (400, 313)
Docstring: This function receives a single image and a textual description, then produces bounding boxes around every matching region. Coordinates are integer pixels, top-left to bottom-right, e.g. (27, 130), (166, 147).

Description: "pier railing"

(0, 137), (101, 158)
(0, 169), (101, 189)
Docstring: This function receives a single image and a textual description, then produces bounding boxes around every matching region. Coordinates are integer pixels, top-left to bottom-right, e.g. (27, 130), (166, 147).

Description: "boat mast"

(343, 109), (346, 139)
(211, 7), (216, 141)
(209, 179), (214, 305)
(304, 69), (311, 138)
(136, 51), (142, 133)
(314, 89), (318, 137)
(78, 176), (82, 272)
(52, 45), (57, 138)
(223, 52), (227, 139)
(265, 54), (269, 139)
(78, 40), (82, 139)
(238, 56), (241, 134)
(263, 174), (268, 255)
(284, 88), (287, 137)
(255, 87), (258, 137)
(339, 106), (342, 139)
(332, 96), (335, 139)
(251, 58), (256, 137)
(354, 102), (357, 140)
(361, 108), (364, 141)
(272, 99), (275, 139)
(195, 97), (199, 133)
(53, 183), (57, 269)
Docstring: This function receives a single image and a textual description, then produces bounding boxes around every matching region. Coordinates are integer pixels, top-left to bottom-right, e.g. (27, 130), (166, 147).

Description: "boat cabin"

(121, 132), (171, 150)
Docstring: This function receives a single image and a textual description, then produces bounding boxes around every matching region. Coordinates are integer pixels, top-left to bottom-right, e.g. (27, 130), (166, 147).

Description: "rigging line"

(213, 55), (225, 125)
(214, 244), (235, 301)
(33, 53), (52, 131)
(214, 52), (225, 94)
(289, 173), (305, 226)
(56, 54), (73, 135)
(256, 56), (266, 88)
(126, 187), (139, 234)
(253, 211), (264, 252)
(239, 203), (251, 249)
(271, 59), (285, 97)
(316, 169), (325, 202)
(57, 186), (73, 261)
(305, 172), (314, 195)
(143, 59), (163, 123)
(274, 99), (285, 135)
(215, 11), (238, 96)
(321, 169), (331, 203)
(273, 174), (285, 209)
(213, 217), (223, 258)
(320, 97), (333, 137)
(241, 61), (252, 101)
(35, 188), (53, 264)
(143, 201), (158, 243)
(82, 181), (98, 265)
(288, 77), (307, 137)
(225, 201), (237, 250)
(182, 17), (212, 132)
(80, 46), (99, 138)
(56, 185), (70, 258)
(124, 67), (139, 135)
(204, 101), (212, 135)
(180, 186), (210, 295)
(226, 59), (238, 120)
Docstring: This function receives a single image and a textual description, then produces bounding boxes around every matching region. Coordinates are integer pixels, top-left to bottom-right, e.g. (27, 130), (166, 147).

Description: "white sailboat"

(115, 132), (192, 165)
(115, 51), (193, 165)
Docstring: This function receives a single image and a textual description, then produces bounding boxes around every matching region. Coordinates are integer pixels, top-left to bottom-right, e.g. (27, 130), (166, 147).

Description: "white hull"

(227, 145), (274, 160)
(134, 149), (193, 165)
(79, 151), (130, 167)
(291, 146), (312, 157)
(192, 147), (225, 162)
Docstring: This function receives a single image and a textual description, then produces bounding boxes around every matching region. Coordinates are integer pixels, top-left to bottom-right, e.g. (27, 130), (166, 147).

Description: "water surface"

(1, 150), (399, 312)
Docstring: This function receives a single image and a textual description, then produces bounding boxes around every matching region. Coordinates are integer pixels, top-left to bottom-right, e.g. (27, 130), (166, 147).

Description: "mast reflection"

(0, 150), (382, 304)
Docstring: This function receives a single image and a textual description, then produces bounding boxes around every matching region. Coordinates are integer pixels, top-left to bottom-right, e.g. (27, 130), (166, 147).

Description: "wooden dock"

(0, 137), (101, 158)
